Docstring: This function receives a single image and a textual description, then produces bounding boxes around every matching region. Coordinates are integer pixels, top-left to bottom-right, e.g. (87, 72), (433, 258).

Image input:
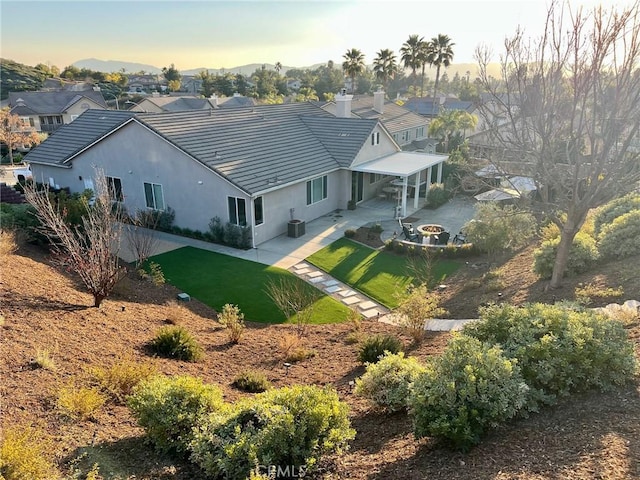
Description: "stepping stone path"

(289, 261), (480, 331)
(289, 262), (389, 320)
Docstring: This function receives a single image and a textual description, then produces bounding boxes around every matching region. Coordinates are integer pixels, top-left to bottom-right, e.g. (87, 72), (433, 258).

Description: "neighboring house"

(8, 90), (107, 133)
(181, 75), (203, 94)
(321, 91), (436, 152)
(404, 96), (475, 119)
(287, 79), (302, 91)
(25, 96), (448, 247)
(127, 93), (256, 113)
(125, 74), (166, 93)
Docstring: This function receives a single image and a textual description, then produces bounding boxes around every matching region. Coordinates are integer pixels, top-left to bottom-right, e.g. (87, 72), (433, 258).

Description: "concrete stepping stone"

(339, 289), (358, 298)
(325, 285), (342, 293)
(307, 271), (323, 278)
(342, 296), (362, 305)
(362, 308), (381, 319)
(294, 267), (311, 274)
(295, 262), (310, 269)
(309, 276), (325, 284)
(323, 279), (339, 286)
(358, 300), (377, 310)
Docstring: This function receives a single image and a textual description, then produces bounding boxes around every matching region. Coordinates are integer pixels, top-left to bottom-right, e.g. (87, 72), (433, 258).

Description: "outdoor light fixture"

(283, 362), (292, 376)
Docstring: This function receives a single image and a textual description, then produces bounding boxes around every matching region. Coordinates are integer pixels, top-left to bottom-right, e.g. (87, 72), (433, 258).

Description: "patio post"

(401, 176), (408, 218)
(413, 171), (420, 210)
(426, 166), (433, 194)
(437, 162), (443, 183)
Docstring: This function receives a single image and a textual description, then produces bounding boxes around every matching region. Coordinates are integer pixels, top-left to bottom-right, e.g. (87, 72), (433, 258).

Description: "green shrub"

(597, 210), (640, 259)
(426, 183), (449, 208)
(223, 222), (241, 247)
(218, 303), (245, 344)
(463, 203), (536, 255)
(137, 206), (175, 231)
(574, 283), (624, 306)
(358, 334), (403, 364)
(344, 229), (356, 238)
(533, 231), (599, 279)
(189, 385), (355, 479)
(593, 193), (640, 237)
(370, 223), (383, 233)
(409, 335), (528, 451)
(355, 352), (426, 412)
(128, 375), (226, 455)
(463, 303), (637, 408)
(208, 216), (224, 243)
(0, 425), (56, 480)
(0, 203), (39, 234)
(149, 326), (204, 362)
(232, 370), (271, 393)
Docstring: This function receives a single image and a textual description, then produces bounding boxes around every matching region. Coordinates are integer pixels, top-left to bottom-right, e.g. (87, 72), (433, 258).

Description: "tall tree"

(373, 49), (398, 91)
(426, 34), (455, 100)
(475, 1), (640, 287)
(428, 109), (477, 153)
(0, 108), (42, 164)
(274, 61), (282, 74)
(162, 63), (181, 83)
(400, 34), (425, 95)
(342, 48), (365, 93)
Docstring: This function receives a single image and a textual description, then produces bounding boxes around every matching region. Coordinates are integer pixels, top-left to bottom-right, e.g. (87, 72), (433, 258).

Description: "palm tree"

(342, 48), (365, 93)
(400, 34), (424, 95)
(425, 34), (455, 100)
(373, 49), (397, 90)
(274, 61), (282, 74)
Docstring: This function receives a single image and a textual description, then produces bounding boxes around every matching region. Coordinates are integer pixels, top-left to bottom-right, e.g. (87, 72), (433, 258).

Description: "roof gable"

(8, 90), (108, 114)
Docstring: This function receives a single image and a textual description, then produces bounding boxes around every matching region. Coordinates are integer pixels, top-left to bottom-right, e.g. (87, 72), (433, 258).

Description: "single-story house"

(8, 90), (107, 133)
(404, 95), (475, 119)
(127, 93), (256, 113)
(25, 93), (448, 247)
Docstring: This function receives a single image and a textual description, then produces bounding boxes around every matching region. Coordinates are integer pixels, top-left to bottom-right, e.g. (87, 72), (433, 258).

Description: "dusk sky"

(0, 0), (628, 72)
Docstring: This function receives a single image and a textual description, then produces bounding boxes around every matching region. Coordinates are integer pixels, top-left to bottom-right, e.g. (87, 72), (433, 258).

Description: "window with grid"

(228, 196), (247, 226)
(306, 175), (327, 205)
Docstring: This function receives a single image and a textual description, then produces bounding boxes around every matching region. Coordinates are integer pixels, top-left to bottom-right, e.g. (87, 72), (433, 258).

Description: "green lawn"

(307, 238), (460, 308)
(150, 246), (350, 324)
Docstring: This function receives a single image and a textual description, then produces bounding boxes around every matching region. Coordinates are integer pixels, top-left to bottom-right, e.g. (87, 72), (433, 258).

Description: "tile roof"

(8, 90), (108, 115)
(25, 102), (379, 195)
(404, 97), (474, 116)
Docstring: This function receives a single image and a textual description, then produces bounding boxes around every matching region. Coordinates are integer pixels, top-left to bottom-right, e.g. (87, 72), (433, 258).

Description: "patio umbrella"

(500, 176), (537, 192)
(474, 188), (521, 202)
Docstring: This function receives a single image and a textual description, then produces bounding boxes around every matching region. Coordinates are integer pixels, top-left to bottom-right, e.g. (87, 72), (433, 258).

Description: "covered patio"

(351, 151), (449, 217)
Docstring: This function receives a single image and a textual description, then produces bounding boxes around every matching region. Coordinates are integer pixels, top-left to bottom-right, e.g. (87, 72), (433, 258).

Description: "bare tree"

(123, 211), (161, 269)
(24, 169), (126, 307)
(0, 108), (42, 165)
(474, 1), (640, 287)
(265, 277), (321, 337)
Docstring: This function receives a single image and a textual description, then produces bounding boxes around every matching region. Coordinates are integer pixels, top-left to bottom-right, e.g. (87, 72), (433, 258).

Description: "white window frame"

(228, 196), (247, 226)
(371, 132), (380, 145)
(306, 175), (328, 205)
(144, 182), (164, 210)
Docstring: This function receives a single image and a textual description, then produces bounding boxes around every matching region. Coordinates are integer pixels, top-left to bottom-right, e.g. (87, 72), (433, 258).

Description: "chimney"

(373, 90), (385, 114)
(335, 89), (353, 118)
(209, 93), (218, 108)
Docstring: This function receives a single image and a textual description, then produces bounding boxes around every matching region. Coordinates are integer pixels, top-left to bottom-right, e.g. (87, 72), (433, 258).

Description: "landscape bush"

(574, 282), (624, 306)
(463, 303), (637, 408)
(409, 335), (529, 451)
(344, 228), (356, 238)
(128, 375), (226, 456)
(56, 383), (106, 421)
(217, 303), (245, 344)
(426, 183), (449, 208)
(189, 385), (355, 479)
(354, 352), (426, 412)
(208, 216), (224, 243)
(358, 334), (403, 364)
(395, 284), (446, 343)
(593, 192), (640, 237)
(0, 203), (39, 234)
(232, 370), (271, 393)
(90, 355), (156, 403)
(463, 203), (536, 255)
(533, 231), (599, 279)
(149, 326), (204, 362)
(0, 424), (56, 480)
(597, 210), (640, 259)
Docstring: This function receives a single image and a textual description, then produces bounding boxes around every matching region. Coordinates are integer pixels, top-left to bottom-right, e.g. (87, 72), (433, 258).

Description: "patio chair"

(437, 231), (450, 245)
(401, 222), (419, 242)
